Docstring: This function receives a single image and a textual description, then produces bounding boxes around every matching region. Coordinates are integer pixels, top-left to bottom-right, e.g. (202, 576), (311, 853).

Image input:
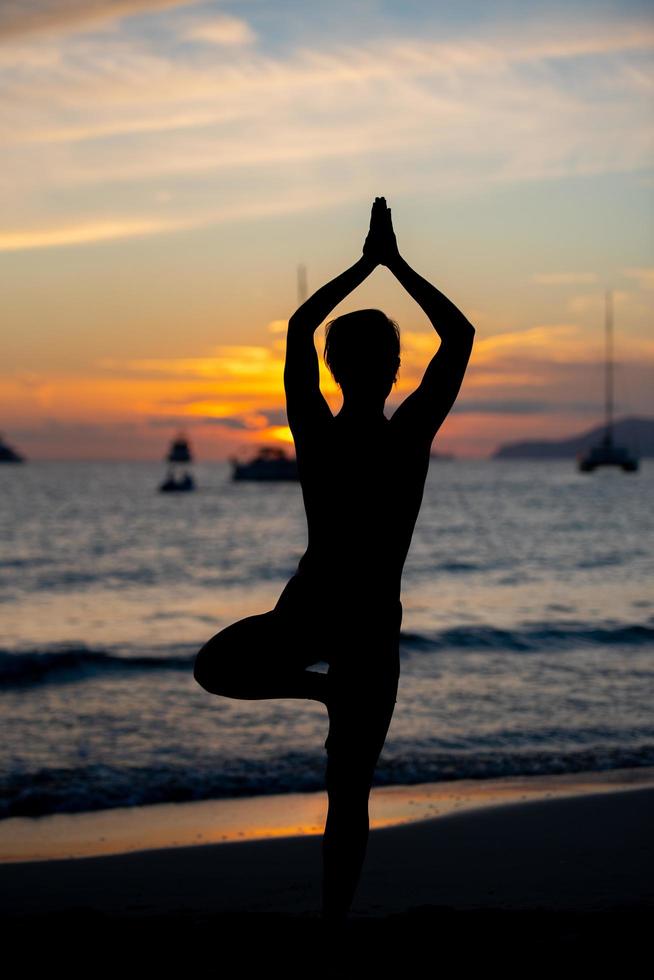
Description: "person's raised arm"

(387, 255), (476, 343)
(287, 256), (377, 338)
(284, 203), (381, 435)
(375, 199), (475, 445)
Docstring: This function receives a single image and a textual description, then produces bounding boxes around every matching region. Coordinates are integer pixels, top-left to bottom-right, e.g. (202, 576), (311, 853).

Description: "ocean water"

(1, 458), (653, 819)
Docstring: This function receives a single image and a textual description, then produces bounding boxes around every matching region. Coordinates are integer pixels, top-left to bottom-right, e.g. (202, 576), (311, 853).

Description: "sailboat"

(159, 432), (196, 492)
(577, 291), (639, 473)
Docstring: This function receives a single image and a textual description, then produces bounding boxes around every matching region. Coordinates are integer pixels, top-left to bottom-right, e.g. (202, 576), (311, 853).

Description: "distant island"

(0, 434), (25, 463)
(430, 449), (455, 460)
(491, 416), (653, 459)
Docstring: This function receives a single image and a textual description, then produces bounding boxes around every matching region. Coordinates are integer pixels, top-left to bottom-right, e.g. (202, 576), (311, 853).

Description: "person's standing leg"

(320, 600), (402, 926)
(320, 632), (401, 925)
(321, 671), (398, 926)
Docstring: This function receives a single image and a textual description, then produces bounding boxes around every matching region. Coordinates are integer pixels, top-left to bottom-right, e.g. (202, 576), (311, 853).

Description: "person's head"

(323, 309), (401, 406)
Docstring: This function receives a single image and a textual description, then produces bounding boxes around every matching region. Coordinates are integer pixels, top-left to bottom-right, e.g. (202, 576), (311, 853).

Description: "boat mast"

(604, 289), (613, 448)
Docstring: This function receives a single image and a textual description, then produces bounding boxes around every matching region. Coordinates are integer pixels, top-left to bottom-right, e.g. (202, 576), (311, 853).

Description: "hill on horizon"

(491, 416), (654, 459)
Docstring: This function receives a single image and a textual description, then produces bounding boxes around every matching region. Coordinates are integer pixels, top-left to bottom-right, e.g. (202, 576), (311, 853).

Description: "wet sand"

(2, 769), (653, 975)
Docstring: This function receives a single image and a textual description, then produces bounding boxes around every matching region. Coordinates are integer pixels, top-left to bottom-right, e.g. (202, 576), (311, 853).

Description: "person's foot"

(320, 910), (351, 939)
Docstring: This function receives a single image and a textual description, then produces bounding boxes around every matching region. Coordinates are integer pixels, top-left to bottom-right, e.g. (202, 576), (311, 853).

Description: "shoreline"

(2, 768), (652, 972)
(2, 764), (654, 863)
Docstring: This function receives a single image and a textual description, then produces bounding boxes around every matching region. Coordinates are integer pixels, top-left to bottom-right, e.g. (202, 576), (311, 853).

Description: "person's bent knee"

(193, 645), (214, 693)
(193, 638), (231, 695)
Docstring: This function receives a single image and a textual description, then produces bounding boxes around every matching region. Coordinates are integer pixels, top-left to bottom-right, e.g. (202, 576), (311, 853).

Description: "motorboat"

(229, 445), (299, 481)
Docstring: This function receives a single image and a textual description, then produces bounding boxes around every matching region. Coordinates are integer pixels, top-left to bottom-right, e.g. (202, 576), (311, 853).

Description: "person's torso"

(293, 413), (431, 600)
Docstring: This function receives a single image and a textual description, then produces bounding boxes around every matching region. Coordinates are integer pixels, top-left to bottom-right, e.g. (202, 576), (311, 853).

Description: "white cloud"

(531, 273), (598, 285)
(185, 14), (255, 47)
(0, 11), (652, 245)
(623, 267), (654, 290)
(567, 291), (631, 315)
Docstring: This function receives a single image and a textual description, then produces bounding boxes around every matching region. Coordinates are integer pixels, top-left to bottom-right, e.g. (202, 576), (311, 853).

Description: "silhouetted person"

(193, 197), (475, 929)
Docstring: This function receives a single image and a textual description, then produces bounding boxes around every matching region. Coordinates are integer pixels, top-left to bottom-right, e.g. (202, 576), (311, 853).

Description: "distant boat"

(230, 445), (299, 481)
(159, 432), (196, 492)
(0, 433), (25, 463)
(577, 291), (639, 473)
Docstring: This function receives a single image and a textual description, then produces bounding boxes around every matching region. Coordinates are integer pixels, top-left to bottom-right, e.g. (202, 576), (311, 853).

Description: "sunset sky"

(1, 0), (652, 459)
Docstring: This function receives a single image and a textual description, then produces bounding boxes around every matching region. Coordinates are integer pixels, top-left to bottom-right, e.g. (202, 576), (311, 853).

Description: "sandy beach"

(2, 769), (653, 975)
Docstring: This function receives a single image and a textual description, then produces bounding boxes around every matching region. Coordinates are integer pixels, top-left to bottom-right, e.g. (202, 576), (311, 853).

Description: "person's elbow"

(460, 321), (476, 347)
(287, 311), (309, 333)
(447, 320), (475, 346)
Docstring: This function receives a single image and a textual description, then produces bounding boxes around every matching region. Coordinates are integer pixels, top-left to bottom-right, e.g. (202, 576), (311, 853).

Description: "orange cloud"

(0, 217), (185, 251)
(4, 323), (652, 460)
(0, 1), (200, 41)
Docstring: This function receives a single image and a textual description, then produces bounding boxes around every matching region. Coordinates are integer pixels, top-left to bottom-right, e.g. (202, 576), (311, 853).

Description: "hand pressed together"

(363, 196), (400, 268)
